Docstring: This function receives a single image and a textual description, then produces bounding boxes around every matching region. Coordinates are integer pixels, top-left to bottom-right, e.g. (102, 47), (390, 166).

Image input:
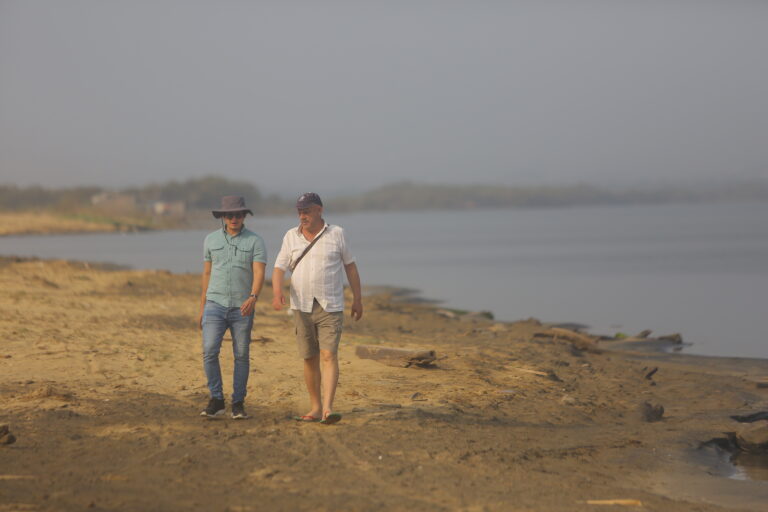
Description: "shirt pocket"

(209, 244), (226, 265)
(321, 238), (341, 260)
(235, 242), (254, 268)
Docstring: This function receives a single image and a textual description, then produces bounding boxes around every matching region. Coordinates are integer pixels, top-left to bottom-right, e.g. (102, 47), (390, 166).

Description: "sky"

(1, 1), (766, 197)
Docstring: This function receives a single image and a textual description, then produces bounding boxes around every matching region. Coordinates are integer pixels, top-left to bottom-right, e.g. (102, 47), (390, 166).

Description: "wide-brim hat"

(212, 196), (253, 218)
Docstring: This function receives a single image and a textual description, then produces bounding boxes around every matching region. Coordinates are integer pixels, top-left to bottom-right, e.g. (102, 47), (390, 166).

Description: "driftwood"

(355, 345), (437, 368)
(534, 327), (685, 354)
(534, 327), (600, 352)
(507, 366), (563, 382)
(585, 499), (643, 506)
(508, 367), (548, 377)
(616, 330), (683, 344)
(657, 333), (683, 343)
(731, 411), (768, 423)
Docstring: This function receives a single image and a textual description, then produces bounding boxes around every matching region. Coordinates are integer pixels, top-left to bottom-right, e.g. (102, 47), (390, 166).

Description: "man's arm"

(344, 262), (363, 321)
(272, 267), (286, 310)
(240, 262), (266, 316)
(199, 261), (212, 329)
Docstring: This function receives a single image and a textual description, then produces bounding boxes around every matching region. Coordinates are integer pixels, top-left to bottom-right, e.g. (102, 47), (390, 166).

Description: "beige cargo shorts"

(293, 299), (344, 359)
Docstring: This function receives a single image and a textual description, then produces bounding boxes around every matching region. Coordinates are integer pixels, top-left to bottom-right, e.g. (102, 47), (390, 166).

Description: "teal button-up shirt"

(204, 228), (267, 308)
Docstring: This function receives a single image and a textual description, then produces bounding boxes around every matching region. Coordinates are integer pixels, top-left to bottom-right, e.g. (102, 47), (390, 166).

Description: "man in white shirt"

(272, 193), (362, 425)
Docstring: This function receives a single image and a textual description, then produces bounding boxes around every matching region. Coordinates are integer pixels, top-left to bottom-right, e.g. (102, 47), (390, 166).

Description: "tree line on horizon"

(1, 176), (766, 214)
(0, 176), (283, 214)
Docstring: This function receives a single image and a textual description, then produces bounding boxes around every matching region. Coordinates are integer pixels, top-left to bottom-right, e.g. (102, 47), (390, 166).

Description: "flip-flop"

(292, 415), (320, 423)
(320, 413), (342, 425)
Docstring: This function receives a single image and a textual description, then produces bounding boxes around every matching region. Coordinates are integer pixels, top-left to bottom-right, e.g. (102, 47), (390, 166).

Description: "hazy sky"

(1, 1), (766, 196)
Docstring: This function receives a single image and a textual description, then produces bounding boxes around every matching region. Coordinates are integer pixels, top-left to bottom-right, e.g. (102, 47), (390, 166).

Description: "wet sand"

(1, 257), (767, 511)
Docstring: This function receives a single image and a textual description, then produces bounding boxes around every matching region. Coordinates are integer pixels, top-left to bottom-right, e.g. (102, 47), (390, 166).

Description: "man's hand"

(272, 292), (286, 311)
(351, 299), (363, 321)
(198, 311), (204, 330)
(344, 262), (363, 321)
(240, 296), (257, 316)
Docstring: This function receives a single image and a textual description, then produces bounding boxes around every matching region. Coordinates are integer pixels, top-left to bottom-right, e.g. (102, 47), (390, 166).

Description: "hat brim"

(212, 209), (253, 219)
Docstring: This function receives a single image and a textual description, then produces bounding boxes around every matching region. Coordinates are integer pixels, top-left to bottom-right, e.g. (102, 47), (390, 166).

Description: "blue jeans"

(201, 300), (253, 403)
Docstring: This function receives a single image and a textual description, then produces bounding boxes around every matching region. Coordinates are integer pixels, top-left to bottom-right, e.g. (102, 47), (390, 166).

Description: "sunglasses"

(223, 212), (246, 219)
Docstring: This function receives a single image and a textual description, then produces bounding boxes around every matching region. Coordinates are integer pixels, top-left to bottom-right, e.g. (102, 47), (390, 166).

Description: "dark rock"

(546, 370), (563, 383)
(641, 401), (664, 422)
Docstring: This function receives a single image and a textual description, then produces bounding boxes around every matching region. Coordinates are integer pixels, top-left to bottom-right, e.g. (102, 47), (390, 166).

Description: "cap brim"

(296, 202), (322, 209)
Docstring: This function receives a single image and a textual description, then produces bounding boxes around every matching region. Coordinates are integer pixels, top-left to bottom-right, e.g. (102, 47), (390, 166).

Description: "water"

(2, 202), (767, 358)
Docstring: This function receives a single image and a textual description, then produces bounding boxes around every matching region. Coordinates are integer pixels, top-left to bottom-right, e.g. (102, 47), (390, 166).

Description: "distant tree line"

(0, 185), (101, 211)
(327, 180), (768, 212)
(329, 182), (616, 211)
(0, 176), (286, 213)
(123, 176), (264, 210)
(1, 176), (766, 214)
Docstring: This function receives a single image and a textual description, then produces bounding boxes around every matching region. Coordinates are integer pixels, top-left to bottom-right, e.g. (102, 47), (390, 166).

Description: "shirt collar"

(223, 227), (248, 239)
(295, 222), (329, 240)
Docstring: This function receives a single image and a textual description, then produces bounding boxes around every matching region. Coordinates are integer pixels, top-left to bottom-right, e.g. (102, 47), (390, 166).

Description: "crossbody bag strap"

(290, 225), (328, 272)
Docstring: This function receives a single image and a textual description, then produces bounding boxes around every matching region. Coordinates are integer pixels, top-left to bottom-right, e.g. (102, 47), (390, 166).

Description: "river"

(2, 201), (767, 358)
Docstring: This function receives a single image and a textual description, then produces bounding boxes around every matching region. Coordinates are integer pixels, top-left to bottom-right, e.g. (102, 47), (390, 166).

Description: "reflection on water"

(733, 452), (768, 482)
(697, 442), (768, 482)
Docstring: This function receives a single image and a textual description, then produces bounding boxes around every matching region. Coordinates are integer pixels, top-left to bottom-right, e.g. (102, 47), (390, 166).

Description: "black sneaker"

(231, 401), (248, 420)
(200, 398), (225, 417)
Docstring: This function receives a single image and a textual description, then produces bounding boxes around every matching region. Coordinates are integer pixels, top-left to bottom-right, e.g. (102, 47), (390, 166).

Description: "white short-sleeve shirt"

(274, 223), (355, 313)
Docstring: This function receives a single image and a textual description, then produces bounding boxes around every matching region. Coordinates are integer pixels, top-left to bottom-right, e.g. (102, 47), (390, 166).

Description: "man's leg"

(201, 301), (227, 415)
(229, 307), (253, 406)
(303, 355), (322, 418)
(319, 349), (339, 416)
(315, 305), (344, 419)
(295, 307), (322, 419)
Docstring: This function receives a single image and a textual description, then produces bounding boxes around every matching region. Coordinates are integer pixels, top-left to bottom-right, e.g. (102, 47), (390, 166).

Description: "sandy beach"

(1, 257), (767, 511)
(0, 213), (160, 237)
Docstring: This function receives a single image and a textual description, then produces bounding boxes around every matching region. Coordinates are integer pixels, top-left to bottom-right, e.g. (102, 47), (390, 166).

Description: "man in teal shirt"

(198, 196), (266, 419)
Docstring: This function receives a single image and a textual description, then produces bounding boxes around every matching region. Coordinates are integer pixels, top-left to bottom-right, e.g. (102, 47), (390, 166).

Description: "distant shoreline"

(2, 177), (767, 237)
(4, 196), (768, 237)
(2, 253), (765, 366)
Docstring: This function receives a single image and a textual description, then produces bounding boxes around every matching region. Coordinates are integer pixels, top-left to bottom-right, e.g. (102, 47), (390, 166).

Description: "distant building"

(152, 200), (186, 217)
